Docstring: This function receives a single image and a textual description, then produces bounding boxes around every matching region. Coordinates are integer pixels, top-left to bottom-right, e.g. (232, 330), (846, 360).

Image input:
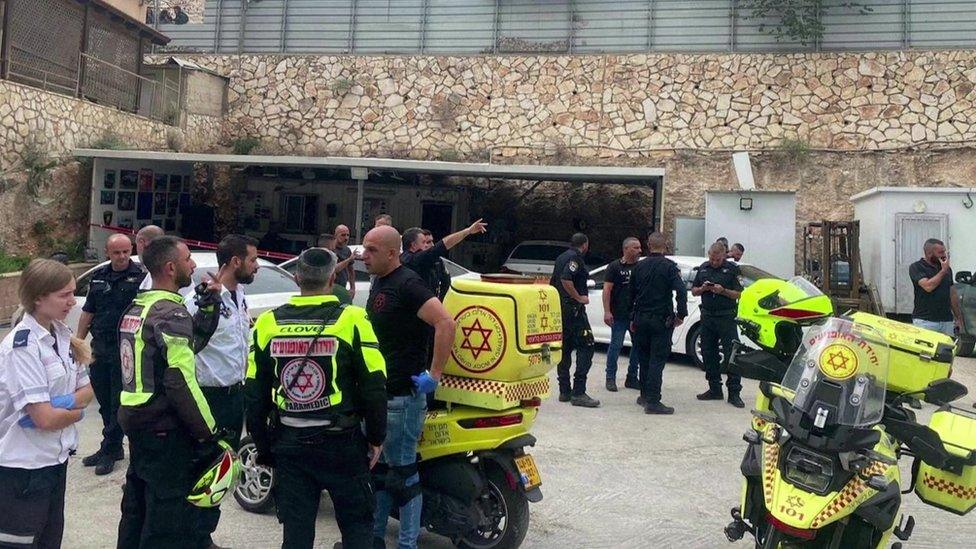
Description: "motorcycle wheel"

(234, 436), (276, 514)
(458, 467), (529, 549)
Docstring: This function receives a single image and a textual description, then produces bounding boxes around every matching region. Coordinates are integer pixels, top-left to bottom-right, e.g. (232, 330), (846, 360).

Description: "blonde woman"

(0, 259), (94, 548)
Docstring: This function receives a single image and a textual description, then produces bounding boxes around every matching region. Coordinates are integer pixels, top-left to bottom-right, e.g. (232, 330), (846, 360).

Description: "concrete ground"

(40, 349), (976, 548)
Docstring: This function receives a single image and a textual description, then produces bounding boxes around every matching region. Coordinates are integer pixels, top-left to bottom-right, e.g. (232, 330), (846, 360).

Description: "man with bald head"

(77, 233), (147, 474)
(362, 225), (457, 549)
(333, 224), (357, 301)
(135, 224), (164, 290)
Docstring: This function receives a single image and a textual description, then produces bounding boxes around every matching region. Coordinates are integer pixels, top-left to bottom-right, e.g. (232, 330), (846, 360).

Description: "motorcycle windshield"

(781, 317), (890, 428)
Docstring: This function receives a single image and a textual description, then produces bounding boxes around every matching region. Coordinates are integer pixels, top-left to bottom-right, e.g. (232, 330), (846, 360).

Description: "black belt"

(202, 383), (244, 394)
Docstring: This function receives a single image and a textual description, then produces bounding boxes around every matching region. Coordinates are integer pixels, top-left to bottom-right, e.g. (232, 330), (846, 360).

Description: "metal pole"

(0, 0), (10, 80)
(419, 0), (428, 53)
(355, 177), (365, 244)
(237, 0), (249, 55)
(492, 0), (500, 53)
(646, 0), (654, 50)
(348, 0), (358, 53)
(729, 0), (737, 53)
(280, 0), (289, 52)
(214, 0), (223, 52)
(568, 0), (576, 53)
(902, 0), (910, 49)
(78, 5), (88, 98)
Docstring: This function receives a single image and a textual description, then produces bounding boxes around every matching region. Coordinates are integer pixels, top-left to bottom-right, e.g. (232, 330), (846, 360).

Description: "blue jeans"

(606, 318), (639, 381)
(912, 318), (955, 337)
(373, 392), (426, 549)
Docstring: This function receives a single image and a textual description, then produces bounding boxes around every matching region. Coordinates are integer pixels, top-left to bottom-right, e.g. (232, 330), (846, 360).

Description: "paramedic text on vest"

(246, 248), (388, 549)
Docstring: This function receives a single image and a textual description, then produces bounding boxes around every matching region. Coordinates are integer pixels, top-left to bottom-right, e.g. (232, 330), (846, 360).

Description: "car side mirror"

(956, 271), (973, 284)
(922, 379), (969, 406)
(587, 279), (596, 290)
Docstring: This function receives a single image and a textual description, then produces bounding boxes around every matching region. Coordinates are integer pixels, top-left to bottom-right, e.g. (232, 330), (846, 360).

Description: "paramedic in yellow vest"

(246, 248), (388, 549)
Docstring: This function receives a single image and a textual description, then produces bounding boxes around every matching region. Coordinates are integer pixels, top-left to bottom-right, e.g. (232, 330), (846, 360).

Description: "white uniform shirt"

(0, 314), (89, 468)
(185, 286), (250, 387)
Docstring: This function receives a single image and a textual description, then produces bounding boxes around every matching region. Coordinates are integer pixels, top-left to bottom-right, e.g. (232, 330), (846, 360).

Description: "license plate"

(514, 454), (542, 490)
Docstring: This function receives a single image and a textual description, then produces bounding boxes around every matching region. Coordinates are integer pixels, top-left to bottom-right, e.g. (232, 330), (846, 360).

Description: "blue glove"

(18, 414), (37, 429)
(411, 371), (439, 394)
(51, 394), (75, 410)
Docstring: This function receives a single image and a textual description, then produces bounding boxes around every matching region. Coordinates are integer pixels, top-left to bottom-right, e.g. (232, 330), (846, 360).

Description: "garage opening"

(76, 149), (664, 274)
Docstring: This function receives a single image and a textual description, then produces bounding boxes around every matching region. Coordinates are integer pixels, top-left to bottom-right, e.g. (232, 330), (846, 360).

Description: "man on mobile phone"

(909, 238), (963, 338)
(691, 242), (744, 408)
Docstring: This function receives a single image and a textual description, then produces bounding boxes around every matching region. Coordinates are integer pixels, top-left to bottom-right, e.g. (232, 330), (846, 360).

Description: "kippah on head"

(300, 247), (335, 268)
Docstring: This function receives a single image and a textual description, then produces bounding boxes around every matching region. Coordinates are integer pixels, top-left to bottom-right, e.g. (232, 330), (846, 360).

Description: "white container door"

(895, 213), (948, 315)
(674, 216), (705, 257)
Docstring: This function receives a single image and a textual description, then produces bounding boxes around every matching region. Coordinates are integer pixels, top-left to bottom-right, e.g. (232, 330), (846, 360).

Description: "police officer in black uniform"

(550, 233), (599, 408)
(76, 233), (145, 475)
(629, 232), (687, 415)
(691, 241), (745, 408)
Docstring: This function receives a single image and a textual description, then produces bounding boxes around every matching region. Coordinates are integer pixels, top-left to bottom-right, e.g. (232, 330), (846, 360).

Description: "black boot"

(728, 394), (745, 408)
(606, 379), (618, 392)
(82, 449), (103, 467)
(95, 455), (117, 476)
(558, 393), (572, 402)
(571, 394), (601, 408)
(644, 402), (675, 415)
(624, 378), (640, 390)
(697, 389), (724, 401)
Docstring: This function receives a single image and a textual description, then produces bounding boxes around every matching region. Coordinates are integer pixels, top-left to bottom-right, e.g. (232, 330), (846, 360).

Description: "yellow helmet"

(188, 440), (242, 508)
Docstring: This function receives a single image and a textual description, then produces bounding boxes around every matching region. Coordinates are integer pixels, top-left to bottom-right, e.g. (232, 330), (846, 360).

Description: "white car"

(584, 256), (777, 368)
(12, 252), (298, 332)
(278, 245), (477, 307)
(500, 240), (570, 276)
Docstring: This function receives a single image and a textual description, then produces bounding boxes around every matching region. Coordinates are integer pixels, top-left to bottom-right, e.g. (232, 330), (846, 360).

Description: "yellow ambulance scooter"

(235, 274), (559, 549)
(723, 278), (976, 548)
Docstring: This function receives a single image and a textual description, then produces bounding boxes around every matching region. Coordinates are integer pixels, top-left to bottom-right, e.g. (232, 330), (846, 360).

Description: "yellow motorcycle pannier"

(849, 312), (953, 394)
(915, 409), (976, 515)
(437, 276), (562, 410)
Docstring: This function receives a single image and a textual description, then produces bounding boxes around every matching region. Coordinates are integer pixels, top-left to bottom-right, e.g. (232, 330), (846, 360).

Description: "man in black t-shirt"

(333, 224), (357, 301)
(602, 237), (642, 392)
(909, 238), (962, 337)
(400, 219), (487, 294)
(549, 233), (599, 408)
(363, 225), (457, 548)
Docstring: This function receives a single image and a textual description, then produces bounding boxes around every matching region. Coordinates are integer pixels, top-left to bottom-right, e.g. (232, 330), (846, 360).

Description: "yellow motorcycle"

(724, 279), (976, 548)
(236, 274), (556, 549)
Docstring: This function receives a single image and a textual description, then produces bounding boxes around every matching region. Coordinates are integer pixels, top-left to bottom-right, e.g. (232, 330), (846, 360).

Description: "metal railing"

(156, 0), (976, 55)
(2, 49), (184, 126)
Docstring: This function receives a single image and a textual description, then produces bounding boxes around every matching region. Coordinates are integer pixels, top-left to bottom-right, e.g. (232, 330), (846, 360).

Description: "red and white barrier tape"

(89, 223), (297, 261)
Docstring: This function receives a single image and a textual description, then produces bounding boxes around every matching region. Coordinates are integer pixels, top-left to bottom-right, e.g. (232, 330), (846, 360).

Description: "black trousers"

(117, 429), (208, 549)
(0, 463), (67, 549)
(700, 314), (742, 394)
(194, 385), (245, 543)
(90, 337), (124, 454)
(633, 313), (675, 405)
(273, 427), (376, 549)
(557, 303), (595, 397)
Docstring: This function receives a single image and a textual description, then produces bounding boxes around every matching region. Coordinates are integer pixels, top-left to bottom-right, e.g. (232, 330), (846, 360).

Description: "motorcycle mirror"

(922, 379), (969, 406)
(955, 270), (973, 284)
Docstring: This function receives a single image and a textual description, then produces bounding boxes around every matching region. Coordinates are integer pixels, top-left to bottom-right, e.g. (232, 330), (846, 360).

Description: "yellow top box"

(849, 312), (954, 394)
(442, 276), (563, 383)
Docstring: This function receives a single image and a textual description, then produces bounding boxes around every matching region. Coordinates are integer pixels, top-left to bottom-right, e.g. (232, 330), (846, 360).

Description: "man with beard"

(117, 236), (219, 548)
(400, 220), (487, 294)
(184, 234), (260, 548)
(334, 225), (357, 302)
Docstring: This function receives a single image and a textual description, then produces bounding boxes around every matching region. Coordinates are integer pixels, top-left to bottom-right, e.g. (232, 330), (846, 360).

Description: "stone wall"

(0, 80), (221, 256)
(172, 50), (976, 156)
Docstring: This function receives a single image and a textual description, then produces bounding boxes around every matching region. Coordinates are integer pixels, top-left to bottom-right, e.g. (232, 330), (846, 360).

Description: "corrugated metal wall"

(157, 0), (976, 54)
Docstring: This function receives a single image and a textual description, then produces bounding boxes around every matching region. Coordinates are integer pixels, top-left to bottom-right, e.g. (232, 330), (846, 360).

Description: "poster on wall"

(118, 191), (135, 211)
(118, 216), (134, 229)
(154, 173), (168, 192)
(166, 193), (179, 216)
(153, 193), (167, 216)
(100, 191), (115, 205)
(120, 170), (138, 190)
(103, 170), (116, 190)
(139, 169), (154, 192)
(137, 192), (153, 220)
